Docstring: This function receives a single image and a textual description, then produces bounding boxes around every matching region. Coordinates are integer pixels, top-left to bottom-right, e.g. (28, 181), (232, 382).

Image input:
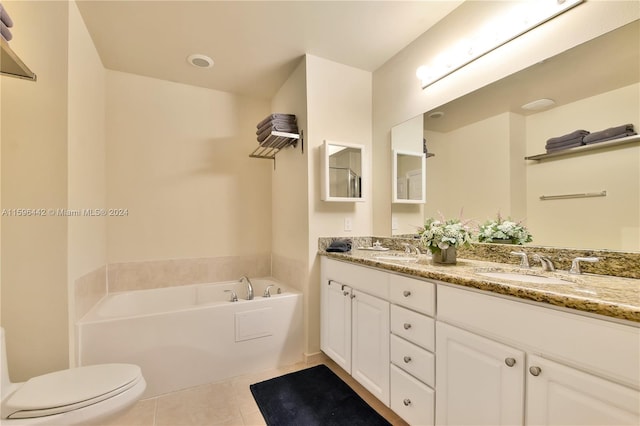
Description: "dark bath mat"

(250, 364), (391, 426)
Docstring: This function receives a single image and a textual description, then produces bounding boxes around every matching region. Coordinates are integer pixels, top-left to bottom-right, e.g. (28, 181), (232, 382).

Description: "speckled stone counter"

(319, 246), (640, 323)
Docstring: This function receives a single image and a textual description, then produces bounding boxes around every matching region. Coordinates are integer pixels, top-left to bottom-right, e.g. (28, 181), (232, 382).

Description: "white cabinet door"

(526, 355), (640, 426)
(320, 279), (352, 373)
(436, 322), (525, 426)
(352, 289), (390, 406)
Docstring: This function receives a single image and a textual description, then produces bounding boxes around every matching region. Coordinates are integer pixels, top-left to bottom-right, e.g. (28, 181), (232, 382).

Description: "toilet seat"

(2, 364), (142, 420)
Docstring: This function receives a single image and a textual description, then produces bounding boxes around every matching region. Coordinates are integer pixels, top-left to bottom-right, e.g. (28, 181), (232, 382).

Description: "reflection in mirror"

(321, 140), (365, 202)
(390, 21), (640, 251)
(393, 150), (426, 203)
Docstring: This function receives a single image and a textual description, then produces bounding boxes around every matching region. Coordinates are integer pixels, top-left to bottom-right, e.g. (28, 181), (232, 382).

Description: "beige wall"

(105, 71), (272, 264)
(525, 83), (639, 250)
(373, 1), (639, 235)
(1, 1), (70, 381)
(270, 54), (372, 356)
(306, 55), (372, 355)
(67, 0), (107, 366)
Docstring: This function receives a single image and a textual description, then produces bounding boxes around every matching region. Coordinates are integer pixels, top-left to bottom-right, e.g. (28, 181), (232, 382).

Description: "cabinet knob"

(403, 323), (412, 330)
(403, 356), (412, 363)
(403, 398), (412, 406)
(529, 366), (542, 376)
(350, 293), (356, 299)
(505, 357), (516, 367)
(403, 290), (411, 297)
(343, 291), (349, 296)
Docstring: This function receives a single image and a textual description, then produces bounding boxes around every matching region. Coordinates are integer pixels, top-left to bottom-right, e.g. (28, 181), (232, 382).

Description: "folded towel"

(583, 131), (637, 145)
(257, 123), (299, 143)
(0, 21), (11, 41)
(546, 142), (584, 153)
(256, 118), (298, 135)
(325, 239), (352, 253)
(545, 136), (585, 149)
(583, 124), (635, 144)
(256, 113), (296, 129)
(0, 4), (14, 28)
(546, 129), (590, 146)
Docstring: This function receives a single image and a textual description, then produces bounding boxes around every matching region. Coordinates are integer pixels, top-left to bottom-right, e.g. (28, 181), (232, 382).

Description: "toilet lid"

(3, 364), (142, 419)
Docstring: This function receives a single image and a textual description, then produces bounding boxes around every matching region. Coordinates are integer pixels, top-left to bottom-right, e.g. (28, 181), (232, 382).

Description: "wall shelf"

(249, 129), (303, 168)
(525, 134), (639, 161)
(1, 38), (36, 81)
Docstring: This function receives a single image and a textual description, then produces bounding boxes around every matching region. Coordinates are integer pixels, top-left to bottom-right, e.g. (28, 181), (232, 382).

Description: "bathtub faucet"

(240, 276), (254, 300)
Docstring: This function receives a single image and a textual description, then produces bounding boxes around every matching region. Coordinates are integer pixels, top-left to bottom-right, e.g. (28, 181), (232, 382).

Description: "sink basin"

(476, 271), (571, 284)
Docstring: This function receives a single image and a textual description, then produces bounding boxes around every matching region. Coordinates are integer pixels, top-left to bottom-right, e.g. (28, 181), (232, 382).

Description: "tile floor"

(101, 358), (409, 426)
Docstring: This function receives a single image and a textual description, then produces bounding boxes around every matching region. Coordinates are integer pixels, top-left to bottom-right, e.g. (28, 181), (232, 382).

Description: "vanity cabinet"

(436, 284), (640, 426)
(320, 258), (390, 405)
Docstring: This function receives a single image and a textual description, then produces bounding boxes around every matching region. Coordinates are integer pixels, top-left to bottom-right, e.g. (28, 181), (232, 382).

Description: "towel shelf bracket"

(249, 129), (303, 170)
(539, 190), (607, 201)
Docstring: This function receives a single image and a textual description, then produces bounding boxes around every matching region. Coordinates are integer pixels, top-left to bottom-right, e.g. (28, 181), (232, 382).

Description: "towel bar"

(539, 190), (607, 201)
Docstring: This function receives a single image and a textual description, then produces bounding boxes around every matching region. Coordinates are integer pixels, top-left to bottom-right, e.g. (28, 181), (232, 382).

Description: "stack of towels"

(583, 124), (636, 145)
(256, 113), (298, 144)
(545, 124), (636, 153)
(0, 3), (14, 42)
(545, 129), (589, 153)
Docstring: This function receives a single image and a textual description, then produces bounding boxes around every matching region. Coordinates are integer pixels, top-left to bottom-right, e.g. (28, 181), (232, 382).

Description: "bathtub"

(77, 278), (303, 398)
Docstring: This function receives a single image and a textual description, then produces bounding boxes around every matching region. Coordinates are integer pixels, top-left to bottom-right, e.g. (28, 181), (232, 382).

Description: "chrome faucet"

(239, 275), (253, 300)
(532, 254), (555, 272)
(569, 257), (599, 274)
(402, 243), (422, 255)
(263, 284), (275, 298)
(510, 251), (530, 268)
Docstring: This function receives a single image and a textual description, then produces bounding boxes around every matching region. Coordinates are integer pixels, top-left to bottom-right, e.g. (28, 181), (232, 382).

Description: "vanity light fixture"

(187, 53), (214, 68)
(416, 0), (584, 89)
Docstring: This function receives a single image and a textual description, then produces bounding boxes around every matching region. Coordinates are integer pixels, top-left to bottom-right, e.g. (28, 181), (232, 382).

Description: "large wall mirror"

(390, 20), (640, 252)
(321, 140), (365, 202)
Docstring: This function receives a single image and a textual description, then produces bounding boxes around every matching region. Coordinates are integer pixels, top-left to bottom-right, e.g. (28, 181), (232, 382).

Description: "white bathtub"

(77, 278), (303, 397)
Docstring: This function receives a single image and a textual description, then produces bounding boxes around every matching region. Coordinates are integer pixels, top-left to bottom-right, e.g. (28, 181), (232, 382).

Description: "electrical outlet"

(344, 217), (353, 232)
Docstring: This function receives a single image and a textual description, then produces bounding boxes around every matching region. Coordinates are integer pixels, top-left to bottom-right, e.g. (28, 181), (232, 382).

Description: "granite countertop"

(320, 249), (640, 323)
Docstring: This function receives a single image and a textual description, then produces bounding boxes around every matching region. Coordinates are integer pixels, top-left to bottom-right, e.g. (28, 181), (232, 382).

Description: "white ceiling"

(76, 0), (464, 100)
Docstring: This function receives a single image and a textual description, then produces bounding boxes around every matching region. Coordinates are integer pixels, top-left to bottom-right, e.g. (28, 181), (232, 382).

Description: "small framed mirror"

(321, 140), (365, 202)
(392, 150), (426, 203)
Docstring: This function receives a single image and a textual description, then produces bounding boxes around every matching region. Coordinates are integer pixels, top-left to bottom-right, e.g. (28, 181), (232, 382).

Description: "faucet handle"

(510, 251), (530, 268)
(569, 257), (599, 274)
(263, 284), (275, 298)
(224, 289), (238, 302)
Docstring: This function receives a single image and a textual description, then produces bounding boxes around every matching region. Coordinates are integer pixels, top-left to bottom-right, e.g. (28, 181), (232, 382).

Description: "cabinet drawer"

(390, 334), (435, 387)
(322, 257), (389, 299)
(389, 274), (435, 316)
(391, 364), (435, 426)
(390, 304), (435, 351)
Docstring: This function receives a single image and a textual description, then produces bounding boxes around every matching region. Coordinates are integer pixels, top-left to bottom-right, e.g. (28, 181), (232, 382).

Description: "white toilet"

(1, 328), (146, 425)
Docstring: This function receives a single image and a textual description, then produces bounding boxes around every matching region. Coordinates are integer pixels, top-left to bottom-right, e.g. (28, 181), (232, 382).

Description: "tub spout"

(240, 276), (253, 300)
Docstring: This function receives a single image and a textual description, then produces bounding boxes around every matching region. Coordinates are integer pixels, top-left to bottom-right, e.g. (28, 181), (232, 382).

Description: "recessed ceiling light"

(521, 98), (556, 111)
(428, 111), (445, 119)
(187, 54), (214, 69)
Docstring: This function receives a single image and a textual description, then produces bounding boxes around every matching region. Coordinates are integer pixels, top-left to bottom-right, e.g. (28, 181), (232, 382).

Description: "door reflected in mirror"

(321, 140), (365, 202)
(393, 150), (426, 203)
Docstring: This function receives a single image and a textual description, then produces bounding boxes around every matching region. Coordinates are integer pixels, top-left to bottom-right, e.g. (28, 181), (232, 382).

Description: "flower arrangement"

(419, 214), (473, 255)
(477, 213), (533, 245)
